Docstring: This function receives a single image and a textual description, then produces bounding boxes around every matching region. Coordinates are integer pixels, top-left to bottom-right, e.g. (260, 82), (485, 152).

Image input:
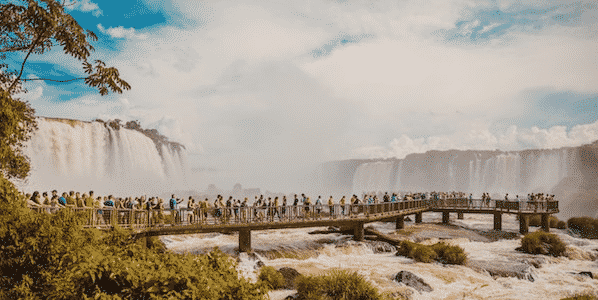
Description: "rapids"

(162, 213), (598, 300)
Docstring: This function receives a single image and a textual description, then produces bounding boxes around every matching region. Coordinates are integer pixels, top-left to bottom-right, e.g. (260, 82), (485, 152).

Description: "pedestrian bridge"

(32, 199), (559, 252)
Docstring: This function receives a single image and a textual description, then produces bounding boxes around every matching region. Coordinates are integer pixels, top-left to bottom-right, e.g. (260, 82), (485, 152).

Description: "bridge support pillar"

(396, 216), (404, 230)
(519, 214), (529, 234)
(457, 212), (464, 219)
(354, 222), (365, 241)
(541, 214), (550, 232)
(493, 212), (502, 231)
(415, 212), (422, 224)
(442, 212), (450, 224)
(239, 229), (252, 252)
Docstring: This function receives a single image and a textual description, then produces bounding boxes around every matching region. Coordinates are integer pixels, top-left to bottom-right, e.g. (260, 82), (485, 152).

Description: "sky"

(10, 0), (598, 192)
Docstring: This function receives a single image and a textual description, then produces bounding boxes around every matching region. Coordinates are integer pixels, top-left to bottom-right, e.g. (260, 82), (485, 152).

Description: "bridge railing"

(27, 200), (428, 229)
(27, 198), (557, 229)
(431, 198), (559, 213)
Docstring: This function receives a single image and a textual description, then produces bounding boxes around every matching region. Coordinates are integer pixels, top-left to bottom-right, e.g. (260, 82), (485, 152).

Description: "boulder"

(394, 270), (433, 293)
(467, 259), (536, 282)
(278, 267), (301, 289)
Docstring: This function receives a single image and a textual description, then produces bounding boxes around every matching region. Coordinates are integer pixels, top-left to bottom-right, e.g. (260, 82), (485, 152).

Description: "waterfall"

(351, 148), (573, 197)
(352, 161), (395, 195)
(17, 118), (190, 196)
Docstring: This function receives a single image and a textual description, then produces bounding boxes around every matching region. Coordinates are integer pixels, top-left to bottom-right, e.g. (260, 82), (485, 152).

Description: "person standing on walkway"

(340, 196), (346, 216)
(328, 196), (335, 218)
(315, 196), (322, 219)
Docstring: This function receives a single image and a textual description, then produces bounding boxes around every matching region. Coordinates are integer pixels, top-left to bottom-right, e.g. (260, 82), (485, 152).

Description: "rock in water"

(467, 259), (537, 282)
(278, 267), (301, 290)
(394, 271), (433, 293)
(579, 271), (593, 279)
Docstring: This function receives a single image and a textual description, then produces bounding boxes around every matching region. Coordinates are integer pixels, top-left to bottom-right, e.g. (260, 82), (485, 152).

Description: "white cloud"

(64, 0), (102, 17)
(97, 24), (147, 40)
(355, 120), (598, 159)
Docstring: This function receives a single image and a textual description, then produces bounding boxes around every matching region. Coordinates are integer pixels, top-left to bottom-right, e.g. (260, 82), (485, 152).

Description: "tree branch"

(21, 77), (87, 83)
(7, 33), (44, 94)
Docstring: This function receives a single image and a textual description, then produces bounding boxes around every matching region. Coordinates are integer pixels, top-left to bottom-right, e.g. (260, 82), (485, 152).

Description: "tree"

(0, 0), (131, 180)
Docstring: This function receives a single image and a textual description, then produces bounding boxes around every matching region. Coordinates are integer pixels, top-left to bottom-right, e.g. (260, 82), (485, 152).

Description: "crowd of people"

(24, 189), (556, 225)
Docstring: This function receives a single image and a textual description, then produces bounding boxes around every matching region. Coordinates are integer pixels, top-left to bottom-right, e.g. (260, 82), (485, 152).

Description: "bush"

(410, 244), (437, 263)
(567, 217), (598, 239)
(556, 220), (567, 230)
(397, 240), (467, 265)
(431, 242), (467, 265)
(520, 231), (567, 257)
(295, 270), (382, 300)
(258, 266), (285, 290)
(529, 214), (561, 228)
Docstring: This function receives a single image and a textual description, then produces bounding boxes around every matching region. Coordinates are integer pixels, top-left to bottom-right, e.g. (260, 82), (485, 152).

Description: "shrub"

(520, 231), (567, 257)
(397, 240), (467, 265)
(529, 214), (561, 228)
(410, 244), (437, 263)
(556, 221), (567, 230)
(258, 266), (285, 290)
(567, 217), (598, 239)
(561, 291), (598, 300)
(431, 242), (467, 265)
(295, 270), (382, 300)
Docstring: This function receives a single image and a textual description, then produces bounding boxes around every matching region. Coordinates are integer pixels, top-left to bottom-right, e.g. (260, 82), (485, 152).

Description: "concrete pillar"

(519, 214), (529, 234)
(239, 229), (252, 252)
(493, 212), (502, 231)
(415, 212), (422, 224)
(442, 211), (450, 224)
(396, 216), (405, 230)
(354, 222), (364, 241)
(457, 212), (464, 219)
(541, 214), (550, 232)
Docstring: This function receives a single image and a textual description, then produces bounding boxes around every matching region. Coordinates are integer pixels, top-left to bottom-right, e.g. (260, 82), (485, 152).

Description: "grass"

(295, 269), (384, 300)
(567, 217), (598, 239)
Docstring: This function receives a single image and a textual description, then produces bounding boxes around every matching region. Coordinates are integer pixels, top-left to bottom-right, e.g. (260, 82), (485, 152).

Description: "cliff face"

(318, 141), (598, 219)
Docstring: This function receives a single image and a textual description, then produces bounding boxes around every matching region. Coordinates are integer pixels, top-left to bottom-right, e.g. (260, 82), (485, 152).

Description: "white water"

(352, 161), (396, 195)
(17, 118), (190, 196)
(163, 214), (598, 300)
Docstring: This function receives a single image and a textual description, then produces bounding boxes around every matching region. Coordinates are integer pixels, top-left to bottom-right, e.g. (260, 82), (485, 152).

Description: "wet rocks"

(278, 267), (302, 289)
(579, 271), (593, 279)
(394, 270), (433, 293)
(467, 259), (537, 282)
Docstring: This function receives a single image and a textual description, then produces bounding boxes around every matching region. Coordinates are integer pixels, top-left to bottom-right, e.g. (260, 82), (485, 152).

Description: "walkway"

(30, 199), (559, 252)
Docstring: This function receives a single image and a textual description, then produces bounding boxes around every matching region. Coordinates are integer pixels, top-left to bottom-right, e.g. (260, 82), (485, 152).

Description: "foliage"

(556, 220), (567, 230)
(431, 242), (467, 265)
(396, 240), (467, 265)
(258, 266), (285, 290)
(0, 90), (36, 180)
(295, 270), (382, 300)
(561, 291), (598, 300)
(520, 231), (567, 257)
(0, 0), (131, 95)
(567, 217), (598, 239)
(0, 176), (267, 299)
(528, 214), (561, 228)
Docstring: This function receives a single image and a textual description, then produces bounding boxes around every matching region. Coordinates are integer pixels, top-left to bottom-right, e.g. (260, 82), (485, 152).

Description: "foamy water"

(162, 213), (598, 300)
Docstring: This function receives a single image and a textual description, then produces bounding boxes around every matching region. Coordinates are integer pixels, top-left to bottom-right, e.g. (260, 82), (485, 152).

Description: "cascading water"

(352, 161), (395, 195)
(351, 149), (572, 198)
(17, 117), (190, 196)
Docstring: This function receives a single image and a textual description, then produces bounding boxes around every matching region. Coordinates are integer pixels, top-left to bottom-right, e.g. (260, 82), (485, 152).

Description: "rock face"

(467, 259), (537, 282)
(278, 267), (301, 290)
(394, 271), (433, 293)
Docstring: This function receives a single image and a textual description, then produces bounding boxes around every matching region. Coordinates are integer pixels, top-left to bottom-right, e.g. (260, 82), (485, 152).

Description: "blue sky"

(12, 0), (598, 190)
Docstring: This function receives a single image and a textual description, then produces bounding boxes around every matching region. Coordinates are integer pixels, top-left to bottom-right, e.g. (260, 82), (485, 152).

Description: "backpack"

(104, 200), (114, 207)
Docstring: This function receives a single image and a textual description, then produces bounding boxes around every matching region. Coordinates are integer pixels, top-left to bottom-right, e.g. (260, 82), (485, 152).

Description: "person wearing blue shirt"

(169, 194), (182, 224)
(58, 192), (67, 206)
